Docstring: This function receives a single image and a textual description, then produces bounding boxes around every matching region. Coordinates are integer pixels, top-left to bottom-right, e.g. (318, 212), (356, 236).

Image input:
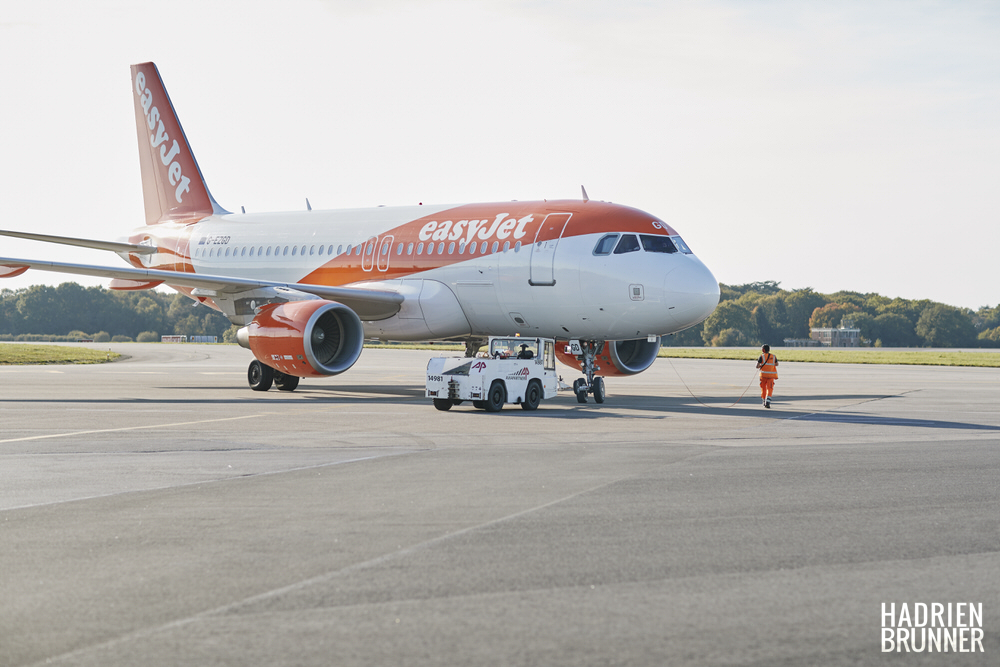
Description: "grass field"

(0, 344), (121, 365)
(1, 342), (998, 368)
(659, 347), (1000, 368)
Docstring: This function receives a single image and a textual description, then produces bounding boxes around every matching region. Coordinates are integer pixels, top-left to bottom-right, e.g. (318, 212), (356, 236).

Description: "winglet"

(581, 185), (589, 202)
(131, 63), (228, 225)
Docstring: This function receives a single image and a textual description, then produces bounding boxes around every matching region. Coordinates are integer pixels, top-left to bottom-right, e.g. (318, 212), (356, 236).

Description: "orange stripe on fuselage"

(300, 200), (677, 287)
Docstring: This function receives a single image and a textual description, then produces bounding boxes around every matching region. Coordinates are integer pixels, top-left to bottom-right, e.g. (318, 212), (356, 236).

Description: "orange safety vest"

(759, 353), (778, 379)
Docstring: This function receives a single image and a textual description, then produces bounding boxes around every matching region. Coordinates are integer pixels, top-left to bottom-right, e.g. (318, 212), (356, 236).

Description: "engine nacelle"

(236, 300), (364, 378)
(555, 337), (662, 376)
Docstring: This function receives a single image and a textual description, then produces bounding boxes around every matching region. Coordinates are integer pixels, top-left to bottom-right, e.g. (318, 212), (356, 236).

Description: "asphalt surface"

(1, 343), (998, 666)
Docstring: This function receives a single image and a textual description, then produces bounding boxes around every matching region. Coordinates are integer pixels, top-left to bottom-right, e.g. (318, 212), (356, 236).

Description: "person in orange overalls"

(756, 344), (778, 408)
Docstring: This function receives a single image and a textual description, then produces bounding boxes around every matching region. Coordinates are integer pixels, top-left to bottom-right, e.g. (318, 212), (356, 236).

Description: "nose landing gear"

(570, 340), (606, 404)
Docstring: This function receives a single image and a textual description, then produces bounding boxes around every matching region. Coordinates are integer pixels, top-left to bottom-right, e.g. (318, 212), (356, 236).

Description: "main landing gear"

(570, 340), (606, 404)
(248, 360), (299, 392)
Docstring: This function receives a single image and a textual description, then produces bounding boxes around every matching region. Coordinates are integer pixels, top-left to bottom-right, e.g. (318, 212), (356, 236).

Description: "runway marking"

(0, 414), (262, 444)
(3, 453), (400, 512)
(0, 404), (405, 444)
(26, 475), (628, 666)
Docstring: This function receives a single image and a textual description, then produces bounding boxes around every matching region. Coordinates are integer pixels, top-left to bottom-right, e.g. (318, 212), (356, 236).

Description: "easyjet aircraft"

(1, 62), (719, 402)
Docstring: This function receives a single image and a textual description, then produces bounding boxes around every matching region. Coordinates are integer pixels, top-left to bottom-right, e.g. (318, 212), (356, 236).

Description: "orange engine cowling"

(237, 300), (365, 378)
(555, 338), (662, 376)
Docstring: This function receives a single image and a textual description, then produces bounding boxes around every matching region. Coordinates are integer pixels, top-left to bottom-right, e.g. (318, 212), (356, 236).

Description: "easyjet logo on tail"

(134, 71), (190, 204)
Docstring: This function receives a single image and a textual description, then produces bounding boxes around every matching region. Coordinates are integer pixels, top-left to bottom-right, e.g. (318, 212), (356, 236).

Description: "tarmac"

(1, 342), (998, 666)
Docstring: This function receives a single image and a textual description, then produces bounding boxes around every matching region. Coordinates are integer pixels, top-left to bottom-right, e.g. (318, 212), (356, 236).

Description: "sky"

(1, 0), (998, 309)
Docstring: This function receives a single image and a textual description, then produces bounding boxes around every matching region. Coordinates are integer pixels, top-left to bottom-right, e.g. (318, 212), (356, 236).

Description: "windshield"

(671, 236), (692, 254)
(593, 234), (619, 255)
(640, 235), (677, 253)
(613, 234), (641, 254)
(490, 338), (539, 359)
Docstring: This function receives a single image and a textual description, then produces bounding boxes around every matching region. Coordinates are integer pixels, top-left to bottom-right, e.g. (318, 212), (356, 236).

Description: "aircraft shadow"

(6, 386), (998, 430)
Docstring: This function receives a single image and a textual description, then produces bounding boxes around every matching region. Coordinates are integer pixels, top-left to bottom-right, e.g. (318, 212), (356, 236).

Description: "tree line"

(2, 280), (999, 347)
(0, 283), (232, 342)
(663, 281), (1000, 348)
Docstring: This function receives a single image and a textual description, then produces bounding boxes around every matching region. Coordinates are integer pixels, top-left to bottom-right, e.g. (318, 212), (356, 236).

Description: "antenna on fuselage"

(306, 198), (312, 211)
(581, 185), (589, 202)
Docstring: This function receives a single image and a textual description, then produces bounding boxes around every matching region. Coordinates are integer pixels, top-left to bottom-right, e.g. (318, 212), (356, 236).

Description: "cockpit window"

(613, 234), (641, 254)
(672, 236), (693, 254)
(640, 235), (678, 254)
(593, 234), (619, 255)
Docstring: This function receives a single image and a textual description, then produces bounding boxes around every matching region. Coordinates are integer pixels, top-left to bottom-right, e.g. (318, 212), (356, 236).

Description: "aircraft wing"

(0, 229), (157, 254)
(0, 256), (403, 321)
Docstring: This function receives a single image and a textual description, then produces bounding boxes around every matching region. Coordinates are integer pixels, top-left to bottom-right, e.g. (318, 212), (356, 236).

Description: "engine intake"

(237, 300), (364, 377)
(555, 337), (662, 376)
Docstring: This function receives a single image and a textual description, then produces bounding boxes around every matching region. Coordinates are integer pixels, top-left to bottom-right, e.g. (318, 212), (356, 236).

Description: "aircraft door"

(377, 235), (394, 271)
(528, 213), (571, 286)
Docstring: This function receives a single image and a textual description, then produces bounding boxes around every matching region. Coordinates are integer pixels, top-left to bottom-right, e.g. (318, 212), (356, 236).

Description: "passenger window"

(503, 241), (510, 252)
(640, 235), (677, 253)
(438, 242), (445, 254)
(593, 234), (619, 255)
(291, 246), (297, 256)
(407, 242), (413, 255)
(417, 242), (424, 255)
(318, 245), (324, 256)
(613, 234), (640, 254)
(397, 242), (403, 255)
(459, 240), (467, 253)
(448, 242), (455, 254)
(491, 241), (498, 253)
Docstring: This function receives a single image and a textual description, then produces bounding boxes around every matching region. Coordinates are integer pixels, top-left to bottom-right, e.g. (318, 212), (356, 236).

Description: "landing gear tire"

(484, 380), (506, 412)
(274, 372), (299, 392)
(248, 360), (273, 392)
(592, 376), (605, 404)
(433, 398), (453, 411)
(520, 380), (542, 411)
(570, 340), (608, 406)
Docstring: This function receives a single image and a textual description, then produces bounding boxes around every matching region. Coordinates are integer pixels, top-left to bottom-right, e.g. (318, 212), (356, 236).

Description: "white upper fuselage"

(125, 199), (720, 343)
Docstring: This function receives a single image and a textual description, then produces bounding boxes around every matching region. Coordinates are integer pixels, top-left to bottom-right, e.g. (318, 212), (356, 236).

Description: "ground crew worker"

(756, 344), (778, 408)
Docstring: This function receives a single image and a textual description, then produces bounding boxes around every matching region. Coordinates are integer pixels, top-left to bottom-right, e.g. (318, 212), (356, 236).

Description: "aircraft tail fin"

(131, 62), (227, 225)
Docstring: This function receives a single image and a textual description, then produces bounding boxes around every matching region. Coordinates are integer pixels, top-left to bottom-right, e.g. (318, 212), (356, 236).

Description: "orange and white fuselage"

(129, 200), (719, 342)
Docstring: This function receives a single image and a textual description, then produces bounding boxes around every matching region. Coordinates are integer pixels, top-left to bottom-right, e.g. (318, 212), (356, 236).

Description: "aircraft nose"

(665, 257), (720, 329)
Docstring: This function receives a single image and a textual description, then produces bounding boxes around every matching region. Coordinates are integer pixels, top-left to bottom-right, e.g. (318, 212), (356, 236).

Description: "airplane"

(1, 62), (720, 403)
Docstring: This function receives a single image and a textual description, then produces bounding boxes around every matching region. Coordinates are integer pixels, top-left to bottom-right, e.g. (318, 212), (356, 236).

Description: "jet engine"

(236, 299), (364, 377)
(555, 337), (662, 376)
